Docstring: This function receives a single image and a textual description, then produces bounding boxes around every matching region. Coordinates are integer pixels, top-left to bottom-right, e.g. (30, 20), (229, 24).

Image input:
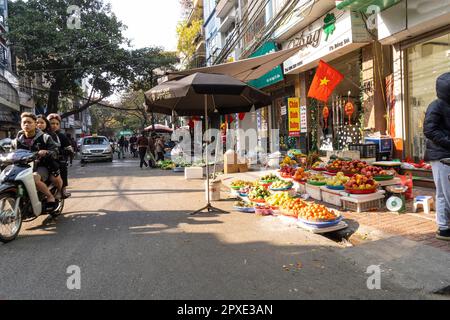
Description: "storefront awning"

(167, 46), (301, 83)
(336, 0), (401, 11)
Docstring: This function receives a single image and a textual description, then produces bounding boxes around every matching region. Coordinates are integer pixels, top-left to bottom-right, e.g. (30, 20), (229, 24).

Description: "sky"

(106, 0), (182, 51)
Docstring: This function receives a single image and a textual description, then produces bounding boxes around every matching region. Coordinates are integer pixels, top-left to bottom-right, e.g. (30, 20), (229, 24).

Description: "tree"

(176, 19), (203, 68)
(7, 0), (178, 118)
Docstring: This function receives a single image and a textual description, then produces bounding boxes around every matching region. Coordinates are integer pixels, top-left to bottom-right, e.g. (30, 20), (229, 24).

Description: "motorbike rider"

(47, 113), (74, 199)
(12, 112), (59, 210)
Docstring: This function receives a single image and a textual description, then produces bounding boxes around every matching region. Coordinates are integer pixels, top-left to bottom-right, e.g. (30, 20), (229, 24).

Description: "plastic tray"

(345, 188), (378, 194)
(298, 215), (343, 228)
(270, 185), (293, 191)
(307, 180), (327, 187)
(326, 185), (345, 191)
(233, 206), (255, 213)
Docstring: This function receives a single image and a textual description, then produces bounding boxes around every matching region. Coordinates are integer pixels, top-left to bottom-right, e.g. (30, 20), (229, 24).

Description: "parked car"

(80, 136), (113, 164)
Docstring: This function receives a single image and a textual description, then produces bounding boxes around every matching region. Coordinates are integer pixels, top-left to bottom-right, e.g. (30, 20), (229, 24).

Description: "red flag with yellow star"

(308, 60), (344, 103)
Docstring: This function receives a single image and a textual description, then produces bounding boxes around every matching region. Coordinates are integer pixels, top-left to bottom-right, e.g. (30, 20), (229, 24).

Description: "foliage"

(176, 18), (203, 68)
(7, 0), (178, 118)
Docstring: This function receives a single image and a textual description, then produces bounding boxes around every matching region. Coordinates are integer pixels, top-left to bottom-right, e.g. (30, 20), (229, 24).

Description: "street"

(0, 158), (448, 300)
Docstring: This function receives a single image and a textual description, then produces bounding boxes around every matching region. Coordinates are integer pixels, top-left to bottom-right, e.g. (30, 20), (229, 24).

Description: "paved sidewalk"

(219, 171), (450, 253)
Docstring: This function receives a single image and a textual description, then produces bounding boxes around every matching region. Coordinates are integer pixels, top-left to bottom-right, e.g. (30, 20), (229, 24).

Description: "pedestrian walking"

(124, 138), (129, 153)
(155, 136), (165, 162)
(423, 72), (450, 241)
(147, 133), (157, 168)
(118, 136), (126, 159)
(129, 134), (138, 158)
(67, 133), (77, 166)
(137, 131), (149, 169)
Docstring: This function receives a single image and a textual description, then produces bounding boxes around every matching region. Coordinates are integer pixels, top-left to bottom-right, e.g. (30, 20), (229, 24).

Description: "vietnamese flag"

(308, 60), (344, 103)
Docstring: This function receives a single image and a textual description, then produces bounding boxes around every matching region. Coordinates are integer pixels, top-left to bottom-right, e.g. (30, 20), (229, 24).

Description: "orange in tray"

(280, 198), (309, 217)
(298, 203), (338, 221)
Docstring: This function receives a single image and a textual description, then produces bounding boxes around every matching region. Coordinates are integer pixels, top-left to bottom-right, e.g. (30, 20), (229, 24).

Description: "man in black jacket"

(13, 113), (60, 210)
(423, 72), (450, 241)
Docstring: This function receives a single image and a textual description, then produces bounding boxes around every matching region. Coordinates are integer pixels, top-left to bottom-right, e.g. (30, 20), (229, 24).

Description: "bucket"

(206, 180), (221, 201)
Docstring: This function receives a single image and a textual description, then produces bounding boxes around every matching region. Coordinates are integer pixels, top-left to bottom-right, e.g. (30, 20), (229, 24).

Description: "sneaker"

(436, 229), (450, 241)
(62, 191), (72, 199)
(44, 202), (58, 212)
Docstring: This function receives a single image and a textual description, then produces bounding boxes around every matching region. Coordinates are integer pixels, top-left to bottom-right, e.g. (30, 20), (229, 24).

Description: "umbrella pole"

(191, 94), (227, 215)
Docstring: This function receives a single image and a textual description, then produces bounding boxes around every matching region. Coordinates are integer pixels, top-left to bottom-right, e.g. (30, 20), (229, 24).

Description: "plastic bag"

(399, 172), (414, 200)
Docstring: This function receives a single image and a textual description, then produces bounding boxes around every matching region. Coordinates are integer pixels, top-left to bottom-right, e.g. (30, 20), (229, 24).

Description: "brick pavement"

(340, 187), (450, 253)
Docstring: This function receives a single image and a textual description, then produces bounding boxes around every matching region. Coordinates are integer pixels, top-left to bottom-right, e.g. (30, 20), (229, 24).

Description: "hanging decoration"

(238, 113), (246, 121)
(345, 99), (355, 125)
(322, 105), (329, 129)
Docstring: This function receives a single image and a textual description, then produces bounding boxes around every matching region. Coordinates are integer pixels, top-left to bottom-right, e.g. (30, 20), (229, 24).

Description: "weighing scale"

(386, 185), (408, 213)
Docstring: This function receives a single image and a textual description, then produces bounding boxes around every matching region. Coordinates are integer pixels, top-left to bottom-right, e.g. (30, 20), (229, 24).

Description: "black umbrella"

(144, 72), (272, 215)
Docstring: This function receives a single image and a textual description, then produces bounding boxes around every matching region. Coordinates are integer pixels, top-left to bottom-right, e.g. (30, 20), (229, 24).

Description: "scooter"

(0, 150), (64, 243)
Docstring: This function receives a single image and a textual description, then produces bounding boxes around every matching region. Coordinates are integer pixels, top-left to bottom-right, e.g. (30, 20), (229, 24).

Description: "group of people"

(111, 132), (166, 169)
(13, 112), (74, 211)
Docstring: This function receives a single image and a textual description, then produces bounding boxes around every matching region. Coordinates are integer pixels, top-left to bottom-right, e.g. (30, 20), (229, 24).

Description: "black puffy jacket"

(423, 72), (450, 161)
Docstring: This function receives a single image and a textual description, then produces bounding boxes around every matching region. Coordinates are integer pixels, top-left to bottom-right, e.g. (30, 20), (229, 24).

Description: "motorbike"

(0, 150), (64, 243)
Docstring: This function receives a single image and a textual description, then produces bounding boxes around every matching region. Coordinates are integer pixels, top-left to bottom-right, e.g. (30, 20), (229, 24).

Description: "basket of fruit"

(360, 166), (395, 181)
(344, 174), (379, 194)
(341, 160), (367, 176)
(260, 173), (279, 184)
(269, 180), (294, 191)
(326, 159), (346, 173)
(326, 172), (350, 190)
(279, 198), (308, 218)
(233, 201), (255, 213)
(248, 186), (271, 203)
(292, 168), (310, 182)
(254, 205), (273, 216)
(231, 180), (253, 190)
(266, 193), (292, 210)
(297, 204), (343, 228)
(307, 173), (327, 186)
(278, 166), (296, 179)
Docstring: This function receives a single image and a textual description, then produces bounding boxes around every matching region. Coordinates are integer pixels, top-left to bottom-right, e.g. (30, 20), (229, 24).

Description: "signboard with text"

(288, 98), (300, 137)
(248, 42), (284, 89)
(300, 105), (308, 133)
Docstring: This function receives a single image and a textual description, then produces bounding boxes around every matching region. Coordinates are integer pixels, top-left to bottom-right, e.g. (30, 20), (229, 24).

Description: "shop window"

(407, 33), (450, 161)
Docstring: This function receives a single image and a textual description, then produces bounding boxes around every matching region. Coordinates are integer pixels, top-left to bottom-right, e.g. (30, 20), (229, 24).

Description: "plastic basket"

(342, 198), (384, 213)
(349, 144), (377, 159)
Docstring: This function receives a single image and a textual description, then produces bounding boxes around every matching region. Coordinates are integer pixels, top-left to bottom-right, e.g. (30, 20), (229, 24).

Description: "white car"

(80, 136), (113, 164)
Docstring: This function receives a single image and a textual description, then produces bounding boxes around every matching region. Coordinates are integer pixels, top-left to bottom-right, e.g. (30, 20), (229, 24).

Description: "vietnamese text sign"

(288, 98), (300, 137)
(300, 105), (307, 133)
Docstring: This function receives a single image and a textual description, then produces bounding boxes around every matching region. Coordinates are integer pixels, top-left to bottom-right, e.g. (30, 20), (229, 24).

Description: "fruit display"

(307, 173), (327, 186)
(254, 205), (273, 216)
(279, 166), (296, 178)
(312, 161), (327, 171)
(281, 156), (297, 167)
(266, 193), (293, 208)
(341, 160), (368, 175)
(344, 174), (379, 193)
(231, 180), (253, 190)
(326, 172), (350, 188)
(233, 201), (254, 210)
(326, 159), (346, 172)
(361, 166), (395, 177)
(270, 180), (294, 190)
(280, 198), (309, 218)
(238, 186), (251, 196)
(293, 168), (310, 181)
(248, 186), (271, 202)
(298, 203), (339, 222)
(260, 173), (279, 183)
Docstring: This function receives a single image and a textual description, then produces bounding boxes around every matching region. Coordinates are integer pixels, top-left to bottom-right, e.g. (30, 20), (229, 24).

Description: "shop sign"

(248, 42), (284, 89)
(273, 0), (314, 39)
(288, 98), (300, 137)
(283, 8), (371, 74)
(300, 105), (307, 133)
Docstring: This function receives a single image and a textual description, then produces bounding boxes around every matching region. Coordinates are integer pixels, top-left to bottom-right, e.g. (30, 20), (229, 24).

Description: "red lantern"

(345, 102), (355, 125)
(238, 113), (246, 121)
(322, 105), (330, 128)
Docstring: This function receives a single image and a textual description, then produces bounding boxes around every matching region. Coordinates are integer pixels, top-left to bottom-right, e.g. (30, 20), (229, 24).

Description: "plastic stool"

(413, 196), (434, 214)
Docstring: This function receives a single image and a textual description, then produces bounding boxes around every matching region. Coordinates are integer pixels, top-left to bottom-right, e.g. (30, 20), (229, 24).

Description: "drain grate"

(434, 285), (450, 296)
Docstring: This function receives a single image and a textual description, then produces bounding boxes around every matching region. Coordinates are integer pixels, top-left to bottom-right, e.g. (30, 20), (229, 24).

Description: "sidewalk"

(219, 170), (450, 253)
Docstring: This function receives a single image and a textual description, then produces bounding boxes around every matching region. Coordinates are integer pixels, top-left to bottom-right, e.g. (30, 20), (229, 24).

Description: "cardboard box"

(224, 164), (239, 174)
(237, 163), (248, 173)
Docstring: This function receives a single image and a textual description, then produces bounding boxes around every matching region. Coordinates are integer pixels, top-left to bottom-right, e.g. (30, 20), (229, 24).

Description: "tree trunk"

(47, 82), (61, 115)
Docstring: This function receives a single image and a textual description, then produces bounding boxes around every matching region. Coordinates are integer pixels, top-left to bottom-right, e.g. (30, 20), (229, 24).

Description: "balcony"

(218, 13), (236, 33)
(216, 0), (237, 18)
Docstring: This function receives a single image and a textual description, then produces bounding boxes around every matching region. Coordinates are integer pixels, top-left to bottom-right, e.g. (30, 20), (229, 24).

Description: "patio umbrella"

(144, 72), (272, 215)
(144, 124), (173, 133)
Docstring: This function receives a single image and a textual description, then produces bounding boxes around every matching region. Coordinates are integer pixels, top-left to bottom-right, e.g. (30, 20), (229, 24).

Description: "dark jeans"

(60, 161), (68, 188)
(157, 152), (164, 162)
(139, 147), (148, 168)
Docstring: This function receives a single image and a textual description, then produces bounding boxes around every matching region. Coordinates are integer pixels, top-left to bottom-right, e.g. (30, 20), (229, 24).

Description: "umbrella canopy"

(166, 46), (300, 82)
(144, 124), (173, 133)
(144, 73), (272, 116)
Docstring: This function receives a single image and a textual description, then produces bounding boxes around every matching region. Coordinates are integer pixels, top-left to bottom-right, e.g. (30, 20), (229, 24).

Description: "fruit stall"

(224, 154), (413, 234)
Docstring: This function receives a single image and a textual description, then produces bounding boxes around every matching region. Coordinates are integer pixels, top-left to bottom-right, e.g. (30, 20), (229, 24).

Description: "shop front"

(281, 7), (373, 152)
(376, 0), (450, 161)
